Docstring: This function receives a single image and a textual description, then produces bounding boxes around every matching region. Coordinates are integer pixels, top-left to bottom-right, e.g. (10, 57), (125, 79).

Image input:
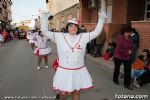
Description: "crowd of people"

(25, 11), (150, 100)
(1, 8), (148, 100)
(0, 30), (13, 45)
(0, 29), (27, 45)
(100, 25), (150, 90)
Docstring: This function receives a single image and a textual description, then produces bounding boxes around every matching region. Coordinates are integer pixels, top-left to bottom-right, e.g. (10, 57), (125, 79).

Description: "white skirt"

(53, 66), (93, 94)
(0, 36), (4, 42)
(34, 47), (51, 56)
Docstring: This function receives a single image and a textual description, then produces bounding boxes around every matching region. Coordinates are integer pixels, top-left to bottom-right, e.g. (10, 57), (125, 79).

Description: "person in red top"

(2, 30), (9, 42)
(113, 26), (133, 90)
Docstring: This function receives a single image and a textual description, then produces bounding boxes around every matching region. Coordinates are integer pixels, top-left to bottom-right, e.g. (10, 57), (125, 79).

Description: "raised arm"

(40, 11), (54, 41)
(90, 12), (106, 40)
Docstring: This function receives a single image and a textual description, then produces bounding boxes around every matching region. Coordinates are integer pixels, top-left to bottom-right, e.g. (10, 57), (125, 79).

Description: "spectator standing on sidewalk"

(40, 9), (106, 100)
(131, 28), (139, 63)
(113, 26), (133, 90)
(2, 30), (9, 43)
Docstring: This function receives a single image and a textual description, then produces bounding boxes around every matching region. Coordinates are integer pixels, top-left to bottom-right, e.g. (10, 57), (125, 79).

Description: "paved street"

(0, 40), (150, 100)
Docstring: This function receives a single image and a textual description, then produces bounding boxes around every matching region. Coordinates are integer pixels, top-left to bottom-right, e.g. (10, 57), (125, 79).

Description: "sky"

(12, 0), (45, 23)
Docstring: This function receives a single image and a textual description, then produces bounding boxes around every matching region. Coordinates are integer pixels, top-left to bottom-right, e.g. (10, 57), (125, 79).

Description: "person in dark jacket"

(131, 28), (139, 63)
(113, 26), (133, 90)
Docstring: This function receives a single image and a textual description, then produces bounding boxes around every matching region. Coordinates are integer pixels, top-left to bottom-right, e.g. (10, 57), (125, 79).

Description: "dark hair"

(65, 23), (80, 34)
(121, 26), (132, 35)
(147, 54), (150, 65)
(131, 28), (137, 33)
(38, 31), (42, 34)
(38, 31), (43, 36)
(131, 28), (139, 36)
(142, 49), (150, 54)
(138, 55), (144, 61)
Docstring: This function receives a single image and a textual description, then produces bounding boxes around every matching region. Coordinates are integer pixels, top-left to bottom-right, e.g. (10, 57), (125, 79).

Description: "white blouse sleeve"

(40, 12), (57, 42)
(82, 12), (106, 43)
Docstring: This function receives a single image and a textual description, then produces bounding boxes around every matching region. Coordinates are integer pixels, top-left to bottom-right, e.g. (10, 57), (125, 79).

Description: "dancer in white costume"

(28, 29), (40, 50)
(33, 31), (51, 69)
(41, 10), (106, 100)
(0, 34), (4, 45)
(27, 30), (35, 50)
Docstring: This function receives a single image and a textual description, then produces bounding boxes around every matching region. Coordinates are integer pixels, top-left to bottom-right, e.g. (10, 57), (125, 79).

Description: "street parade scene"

(0, 0), (150, 100)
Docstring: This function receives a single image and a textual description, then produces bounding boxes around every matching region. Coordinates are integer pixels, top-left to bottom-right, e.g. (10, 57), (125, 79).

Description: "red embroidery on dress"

(63, 34), (82, 52)
(76, 44), (82, 50)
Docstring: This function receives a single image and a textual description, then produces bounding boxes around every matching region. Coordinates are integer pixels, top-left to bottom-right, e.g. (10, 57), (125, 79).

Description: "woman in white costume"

(27, 30), (35, 50)
(28, 29), (40, 50)
(34, 31), (51, 69)
(41, 10), (106, 100)
(27, 30), (34, 41)
(0, 33), (4, 45)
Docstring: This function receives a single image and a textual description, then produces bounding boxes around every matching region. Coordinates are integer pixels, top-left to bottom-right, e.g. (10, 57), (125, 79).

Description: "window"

(145, 0), (150, 20)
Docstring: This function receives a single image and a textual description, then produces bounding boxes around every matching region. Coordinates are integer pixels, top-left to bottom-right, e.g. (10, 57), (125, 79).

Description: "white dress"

(28, 32), (38, 44)
(0, 34), (4, 42)
(33, 34), (51, 56)
(41, 11), (106, 94)
(26, 31), (33, 40)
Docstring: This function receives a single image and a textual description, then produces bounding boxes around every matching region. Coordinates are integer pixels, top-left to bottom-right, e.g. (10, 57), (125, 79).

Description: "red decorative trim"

(63, 33), (82, 52)
(53, 86), (94, 95)
(59, 65), (85, 70)
(34, 52), (51, 56)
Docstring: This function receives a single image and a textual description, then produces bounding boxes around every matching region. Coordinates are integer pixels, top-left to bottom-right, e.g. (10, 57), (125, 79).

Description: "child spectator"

(131, 55), (146, 88)
(142, 49), (150, 66)
(103, 42), (115, 60)
(133, 53), (150, 88)
(131, 55), (145, 79)
(145, 53), (150, 70)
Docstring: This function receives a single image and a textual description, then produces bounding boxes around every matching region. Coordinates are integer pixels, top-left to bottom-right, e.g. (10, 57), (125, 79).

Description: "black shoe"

(113, 81), (119, 85)
(55, 94), (60, 100)
(124, 85), (133, 90)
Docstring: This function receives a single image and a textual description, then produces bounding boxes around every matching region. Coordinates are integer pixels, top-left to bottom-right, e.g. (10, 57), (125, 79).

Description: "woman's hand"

(128, 50), (132, 54)
(41, 9), (51, 19)
(98, 11), (107, 22)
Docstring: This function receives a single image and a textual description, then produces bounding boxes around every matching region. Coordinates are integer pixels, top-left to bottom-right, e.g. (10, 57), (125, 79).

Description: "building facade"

(0, 0), (12, 31)
(80, 0), (150, 54)
(52, 4), (79, 31)
(47, 0), (79, 31)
